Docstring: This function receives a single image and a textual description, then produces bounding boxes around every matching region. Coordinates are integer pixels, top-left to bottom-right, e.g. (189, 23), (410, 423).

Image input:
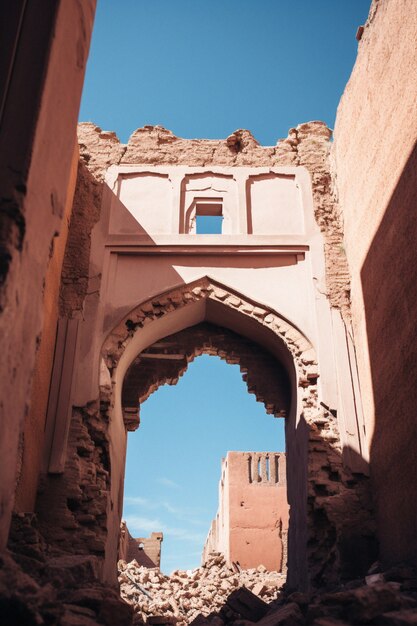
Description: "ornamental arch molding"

(100, 276), (319, 418)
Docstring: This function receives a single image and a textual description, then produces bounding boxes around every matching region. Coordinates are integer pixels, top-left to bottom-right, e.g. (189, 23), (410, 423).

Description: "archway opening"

(102, 278), (320, 591)
(117, 321), (292, 618)
(123, 353), (287, 573)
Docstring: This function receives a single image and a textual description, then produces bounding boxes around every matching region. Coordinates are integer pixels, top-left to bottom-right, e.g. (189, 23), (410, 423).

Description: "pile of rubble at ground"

(191, 562), (417, 626)
(118, 552), (286, 625)
(119, 555), (417, 626)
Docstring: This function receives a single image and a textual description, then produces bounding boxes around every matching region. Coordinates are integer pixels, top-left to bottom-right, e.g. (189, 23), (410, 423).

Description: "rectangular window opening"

(275, 455), (279, 483)
(195, 214), (223, 234)
(194, 199), (223, 234)
(248, 455), (252, 483)
(257, 457), (262, 482)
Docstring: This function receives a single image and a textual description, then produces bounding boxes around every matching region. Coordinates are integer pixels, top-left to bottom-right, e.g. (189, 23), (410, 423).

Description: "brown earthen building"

(0, 1), (416, 624)
(202, 452), (289, 572)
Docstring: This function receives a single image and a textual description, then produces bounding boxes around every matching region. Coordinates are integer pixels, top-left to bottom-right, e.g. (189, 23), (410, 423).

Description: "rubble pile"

(118, 552), (286, 625)
(119, 555), (417, 626)
(190, 562), (417, 626)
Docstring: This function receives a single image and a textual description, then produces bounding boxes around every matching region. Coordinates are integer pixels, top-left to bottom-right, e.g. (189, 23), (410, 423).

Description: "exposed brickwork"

(59, 161), (102, 317)
(8, 512), (47, 570)
(306, 409), (376, 585)
(36, 403), (110, 558)
(60, 127), (126, 317)
(6, 512), (134, 626)
(122, 323), (290, 421)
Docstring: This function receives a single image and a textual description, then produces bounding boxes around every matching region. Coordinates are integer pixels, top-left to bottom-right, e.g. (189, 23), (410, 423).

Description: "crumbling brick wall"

(121, 322), (290, 424)
(27, 122), (374, 595)
(36, 403), (110, 558)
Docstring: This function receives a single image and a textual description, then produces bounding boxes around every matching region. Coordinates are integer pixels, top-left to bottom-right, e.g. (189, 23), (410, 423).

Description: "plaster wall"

(14, 143), (79, 512)
(248, 174), (304, 235)
(38, 122), (374, 590)
(74, 163), (346, 425)
(203, 452), (289, 571)
(0, 0), (95, 549)
(76, 159), (364, 466)
(64, 160), (360, 585)
(333, 0), (417, 566)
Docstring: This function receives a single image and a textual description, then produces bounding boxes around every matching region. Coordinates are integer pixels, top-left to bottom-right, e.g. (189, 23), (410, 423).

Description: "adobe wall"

(70, 120), (364, 467)
(76, 119), (351, 317)
(0, 0), (96, 551)
(202, 452), (289, 572)
(34, 119), (376, 592)
(0, 2), (415, 620)
(119, 522), (163, 568)
(332, 0), (417, 566)
(14, 143), (80, 513)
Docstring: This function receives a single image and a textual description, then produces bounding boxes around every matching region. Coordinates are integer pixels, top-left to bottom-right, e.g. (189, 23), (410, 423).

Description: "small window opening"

(275, 455), (280, 483)
(192, 199), (223, 234)
(248, 455), (252, 483)
(257, 457), (262, 482)
(266, 456), (270, 481)
(196, 214), (223, 233)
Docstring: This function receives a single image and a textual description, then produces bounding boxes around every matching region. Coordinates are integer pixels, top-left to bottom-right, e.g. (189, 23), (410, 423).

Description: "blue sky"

(79, 1), (371, 572)
(123, 356), (285, 572)
(80, 0), (370, 145)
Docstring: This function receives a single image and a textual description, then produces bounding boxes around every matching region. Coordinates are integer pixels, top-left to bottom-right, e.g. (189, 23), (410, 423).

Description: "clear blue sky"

(123, 356), (285, 573)
(79, 0), (371, 572)
(80, 0), (370, 145)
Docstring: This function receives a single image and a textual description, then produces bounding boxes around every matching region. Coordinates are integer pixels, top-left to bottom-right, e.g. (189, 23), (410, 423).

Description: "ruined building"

(202, 452), (289, 572)
(119, 523), (163, 569)
(0, 1), (416, 624)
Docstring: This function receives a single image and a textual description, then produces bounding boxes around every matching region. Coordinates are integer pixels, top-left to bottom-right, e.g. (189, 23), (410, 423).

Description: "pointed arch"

(95, 277), (374, 592)
(100, 277), (324, 590)
(100, 276), (319, 414)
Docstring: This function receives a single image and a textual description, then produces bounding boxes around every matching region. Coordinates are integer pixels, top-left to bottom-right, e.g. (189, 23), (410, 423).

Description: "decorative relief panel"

(117, 172), (173, 234)
(247, 173), (304, 235)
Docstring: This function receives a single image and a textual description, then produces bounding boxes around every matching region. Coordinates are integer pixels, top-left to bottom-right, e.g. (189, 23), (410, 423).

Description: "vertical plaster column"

(235, 171), (249, 234)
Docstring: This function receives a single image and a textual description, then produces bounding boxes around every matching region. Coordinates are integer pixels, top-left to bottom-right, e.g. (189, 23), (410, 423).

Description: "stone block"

(224, 587), (269, 621)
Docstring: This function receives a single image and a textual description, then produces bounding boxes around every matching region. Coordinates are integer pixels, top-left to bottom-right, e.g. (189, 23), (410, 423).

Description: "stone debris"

(118, 552), (286, 625)
(119, 556), (417, 626)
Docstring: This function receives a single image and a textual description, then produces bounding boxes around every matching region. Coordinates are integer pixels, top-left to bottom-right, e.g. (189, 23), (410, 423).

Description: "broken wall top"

(77, 121), (332, 174)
